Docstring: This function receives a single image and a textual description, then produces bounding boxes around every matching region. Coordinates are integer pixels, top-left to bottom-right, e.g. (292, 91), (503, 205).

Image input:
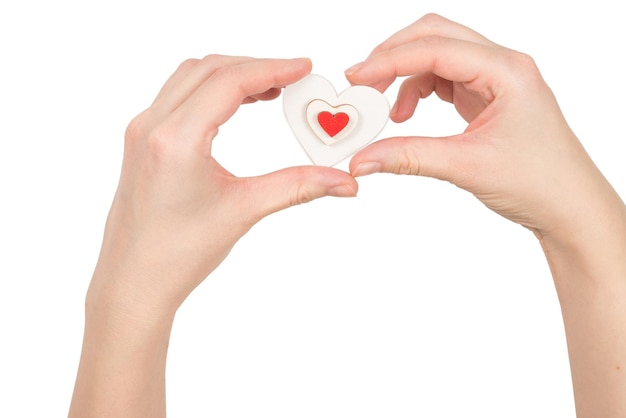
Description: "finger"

(367, 13), (496, 59)
(244, 87), (282, 103)
(368, 78), (396, 93)
(345, 77), (394, 93)
(172, 57), (312, 144)
(349, 135), (480, 188)
(390, 73), (453, 122)
(236, 166), (358, 222)
(346, 14), (494, 92)
(346, 37), (506, 103)
(152, 55), (256, 112)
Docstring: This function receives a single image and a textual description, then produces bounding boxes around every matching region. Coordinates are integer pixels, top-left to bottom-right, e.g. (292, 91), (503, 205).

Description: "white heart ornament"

(283, 74), (389, 166)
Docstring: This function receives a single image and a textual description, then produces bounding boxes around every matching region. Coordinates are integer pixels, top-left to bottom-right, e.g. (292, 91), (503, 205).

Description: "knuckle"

(210, 64), (240, 83)
(200, 54), (248, 77)
(177, 57), (200, 72)
(505, 50), (543, 83)
(176, 55), (227, 79)
(145, 122), (180, 163)
(510, 51), (538, 72)
(200, 53), (226, 64)
(392, 138), (421, 176)
(212, 65), (248, 96)
(291, 183), (315, 206)
(418, 12), (446, 27)
(514, 51), (537, 67)
(122, 115), (186, 173)
(124, 111), (150, 145)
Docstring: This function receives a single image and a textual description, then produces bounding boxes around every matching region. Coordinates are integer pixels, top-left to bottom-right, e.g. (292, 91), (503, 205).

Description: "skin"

(346, 13), (626, 417)
(68, 56), (357, 417)
(69, 14), (626, 417)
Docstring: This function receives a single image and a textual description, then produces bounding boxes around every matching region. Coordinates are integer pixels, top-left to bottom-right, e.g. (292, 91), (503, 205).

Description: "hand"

(88, 55), (357, 319)
(345, 15), (626, 417)
(69, 55), (358, 417)
(345, 14), (623, 250)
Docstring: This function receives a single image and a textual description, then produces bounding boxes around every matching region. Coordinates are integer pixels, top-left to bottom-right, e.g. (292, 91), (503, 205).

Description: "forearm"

(539, 191), (626, 417)
(68, 278), (175, 418)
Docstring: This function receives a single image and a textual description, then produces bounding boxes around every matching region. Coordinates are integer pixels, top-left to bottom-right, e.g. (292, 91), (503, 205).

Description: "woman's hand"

(90, 55), (357, 319)
(345, 14), (623, 251)
(69, 55), (357, 418)
(346, 14), (626, 417)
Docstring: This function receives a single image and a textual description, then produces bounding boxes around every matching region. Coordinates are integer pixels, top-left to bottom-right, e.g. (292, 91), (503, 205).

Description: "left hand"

(344, 14), (617, 248)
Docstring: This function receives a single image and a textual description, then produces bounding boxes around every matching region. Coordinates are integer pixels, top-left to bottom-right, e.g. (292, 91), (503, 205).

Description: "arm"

(68, 55), (357, 417)
(541, 200), (626, 417)
(345, 13), (626, 417)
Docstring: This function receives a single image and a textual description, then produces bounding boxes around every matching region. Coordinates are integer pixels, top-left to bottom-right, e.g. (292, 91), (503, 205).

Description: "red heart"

(317, 111), (349, 137)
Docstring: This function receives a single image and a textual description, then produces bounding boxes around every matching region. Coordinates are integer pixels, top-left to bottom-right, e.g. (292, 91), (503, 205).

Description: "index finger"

(367, 13), (497, 59)
(172, 57), (312, 144)
(347, 36), (523, 101)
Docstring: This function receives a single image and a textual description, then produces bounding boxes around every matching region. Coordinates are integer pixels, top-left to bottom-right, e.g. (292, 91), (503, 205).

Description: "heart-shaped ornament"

(283, 74), (389, 166)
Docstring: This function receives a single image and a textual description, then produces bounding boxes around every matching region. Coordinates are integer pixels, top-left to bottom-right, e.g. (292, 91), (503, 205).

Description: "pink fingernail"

(352, 162), (382, 177)
(328, 184), (357, 198)
(344, 62), (365, 76)
(390, 101), (399, 117)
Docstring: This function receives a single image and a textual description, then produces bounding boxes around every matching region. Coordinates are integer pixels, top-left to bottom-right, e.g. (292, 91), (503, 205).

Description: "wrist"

(536, 192), (626, 291)
(85, 262), (179, 331)
(70, 271), (174, 418)
(84, 287), (176, 337)
(533, 164), (626, 268)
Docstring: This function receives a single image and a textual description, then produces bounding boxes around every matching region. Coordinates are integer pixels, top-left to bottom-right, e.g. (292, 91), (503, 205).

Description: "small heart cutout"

(284, 75), (389, 166)
(318, 111), (349, 137)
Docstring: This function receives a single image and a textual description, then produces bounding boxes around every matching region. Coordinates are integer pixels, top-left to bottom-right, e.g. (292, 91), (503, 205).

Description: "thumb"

(349, 135), (473, 185)
(240, 166), (358, 220)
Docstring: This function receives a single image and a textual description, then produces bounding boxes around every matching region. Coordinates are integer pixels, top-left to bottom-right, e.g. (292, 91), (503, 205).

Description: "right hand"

(345, 14), (625, 250)
(88, 55), (358, 320)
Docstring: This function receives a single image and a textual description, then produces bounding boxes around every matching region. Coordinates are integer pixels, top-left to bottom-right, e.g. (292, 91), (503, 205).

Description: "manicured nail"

(352, 162), (382, 177)
(328, 184), (357, 198)
(344, 62), (365, 76)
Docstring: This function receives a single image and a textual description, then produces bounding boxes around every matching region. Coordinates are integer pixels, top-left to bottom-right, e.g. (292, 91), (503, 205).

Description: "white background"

(1, 1), (624, 417)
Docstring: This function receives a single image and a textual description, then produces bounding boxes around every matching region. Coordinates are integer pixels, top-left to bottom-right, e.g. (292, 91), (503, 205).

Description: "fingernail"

(390, 101), (399, 117)
(344, 62), (365, 76)
(352, 162), (382, 177)
(292, 57), (312, 65)
(328, 184), (357, 198)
